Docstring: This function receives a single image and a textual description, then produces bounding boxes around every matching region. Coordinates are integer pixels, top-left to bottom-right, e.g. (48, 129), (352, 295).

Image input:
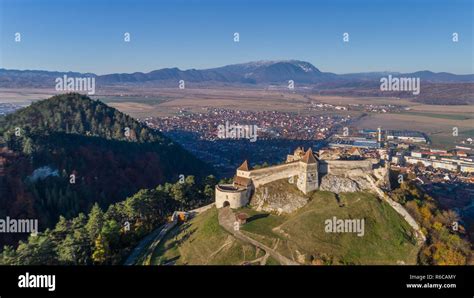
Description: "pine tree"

(57, 225), (91, 265)
(101, 220), (121, 249)
(53, 216), (69, 239)
(0, 245), (18, 265)
(86, 203), (105, 244)
(15, 234), (58, 265)
(22, 137), (34, 155)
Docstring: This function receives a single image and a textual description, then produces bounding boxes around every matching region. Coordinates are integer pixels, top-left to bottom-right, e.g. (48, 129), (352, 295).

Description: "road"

(124, 203), (215, 265)
(124, 223), (167, 265)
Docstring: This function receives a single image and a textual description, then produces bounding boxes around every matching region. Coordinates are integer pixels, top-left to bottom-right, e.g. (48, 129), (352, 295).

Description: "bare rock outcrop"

(251, 180), (309, 214)
(319, 174), (371, 193)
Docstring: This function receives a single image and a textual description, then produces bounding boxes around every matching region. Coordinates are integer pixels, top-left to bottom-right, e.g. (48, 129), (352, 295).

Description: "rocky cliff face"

(250, 180), (309, 214)
(319, 174), (372, 193)
(249, 171), (381, 213)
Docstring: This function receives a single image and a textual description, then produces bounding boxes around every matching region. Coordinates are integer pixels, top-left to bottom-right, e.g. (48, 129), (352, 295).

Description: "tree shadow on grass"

(167, 227), (197, 249)
(162, 255), (180, 265)
(246, 213), (270, 223)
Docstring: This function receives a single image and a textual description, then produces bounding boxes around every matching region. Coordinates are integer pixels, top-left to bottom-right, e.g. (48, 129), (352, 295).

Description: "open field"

(354, 112), (474, 147)
(401, 111), (474, 121)
(99, 95), (171, 105)
(408, 104), (474, 114)
(307, 94), (415, 106)
(0, 88), (58, 104)
(108, 88), (315, 118)
(355, 112), (474, 133)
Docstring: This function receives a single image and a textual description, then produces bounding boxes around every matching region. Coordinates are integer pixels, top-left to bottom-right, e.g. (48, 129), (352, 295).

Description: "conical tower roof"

(237, 160), (251, 171)
(301, 148), (317, 164)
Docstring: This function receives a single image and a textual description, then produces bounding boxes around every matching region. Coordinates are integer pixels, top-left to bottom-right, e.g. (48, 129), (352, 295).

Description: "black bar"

(0, 265), (472, 297)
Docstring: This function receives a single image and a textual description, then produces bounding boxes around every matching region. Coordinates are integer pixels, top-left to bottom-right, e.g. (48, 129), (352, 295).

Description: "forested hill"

(0, 93), (213, 247)
(1, 93), (161, 142)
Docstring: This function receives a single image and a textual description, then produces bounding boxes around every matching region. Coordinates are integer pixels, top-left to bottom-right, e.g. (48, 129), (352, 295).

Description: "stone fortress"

(215, 147), (380, 209)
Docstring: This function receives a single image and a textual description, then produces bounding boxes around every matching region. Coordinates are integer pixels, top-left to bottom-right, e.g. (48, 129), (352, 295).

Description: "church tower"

(297, 148), (319, 194)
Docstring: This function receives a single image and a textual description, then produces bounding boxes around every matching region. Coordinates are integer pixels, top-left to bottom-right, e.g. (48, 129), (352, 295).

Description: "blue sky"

(0, 0), (472, 74)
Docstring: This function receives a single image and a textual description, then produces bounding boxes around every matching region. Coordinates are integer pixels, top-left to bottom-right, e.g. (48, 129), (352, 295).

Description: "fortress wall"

(215, 185), (250, 208)
(249, 162), (301, 187)
(320, 159), (376, 176)
(365, 174), (426, 244)
(249, 161), (300, 175)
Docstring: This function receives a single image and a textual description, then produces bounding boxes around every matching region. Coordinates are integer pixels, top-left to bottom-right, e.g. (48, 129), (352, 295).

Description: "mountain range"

(1, 60), (473, 88)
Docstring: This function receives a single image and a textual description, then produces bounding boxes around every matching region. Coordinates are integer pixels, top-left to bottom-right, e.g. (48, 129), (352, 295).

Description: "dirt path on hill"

(217, 207), (299, 265)
(206, 235), (234, 263)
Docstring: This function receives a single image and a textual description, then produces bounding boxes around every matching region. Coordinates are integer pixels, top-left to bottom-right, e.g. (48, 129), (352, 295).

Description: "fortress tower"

(296, 148), (319, 194)
(215, 148), (324, 208)
(214, 160), (253, 209)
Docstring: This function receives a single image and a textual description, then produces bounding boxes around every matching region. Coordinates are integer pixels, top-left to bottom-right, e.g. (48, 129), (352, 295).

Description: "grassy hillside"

(240, 191), (420, 265)
(146, 208), (266, 265)
(146, 190), (421, 265)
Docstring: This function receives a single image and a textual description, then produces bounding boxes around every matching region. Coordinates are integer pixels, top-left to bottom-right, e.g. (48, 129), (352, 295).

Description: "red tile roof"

(234, 175), (252, 187)
(301, 148), (317, 164)
(237, 160), (251, 171)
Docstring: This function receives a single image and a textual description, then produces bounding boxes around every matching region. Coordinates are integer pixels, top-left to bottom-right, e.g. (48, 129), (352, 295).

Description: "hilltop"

(143, 185), (421, 265)
(0, 93), (213, 247)
(0, 93), (162, 142)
